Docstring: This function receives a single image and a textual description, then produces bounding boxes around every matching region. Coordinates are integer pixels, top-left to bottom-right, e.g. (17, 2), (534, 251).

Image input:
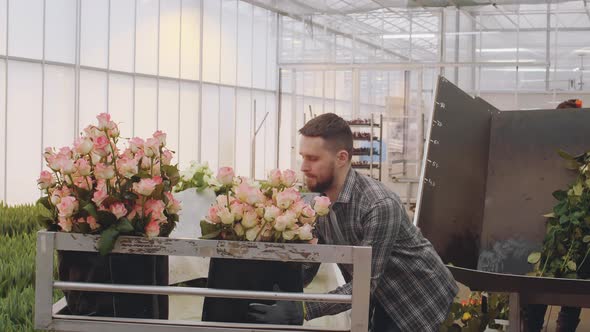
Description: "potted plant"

(440, 292), (509, 332)
(200, 167), (330, 324)
(36, 113), (181, 318)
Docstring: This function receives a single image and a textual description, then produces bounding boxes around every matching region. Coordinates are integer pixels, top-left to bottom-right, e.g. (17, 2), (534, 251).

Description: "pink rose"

(313, 196), (331, 216)
(57, 196), (79, 218)
(133, 178), (159, 196)
(230, 202), (244, 221)
(207, 205), (221, 224)
(216, 167), (235, 186)
(93, 135), (110, 157)
(145, 199), (166, 222)
(161, 150), (173, 166)
(274, 211), (296, 232)
(50, 187), (71, 205)
(117, 157), (138, 179)
(298, 224), (314, 240)
(290, 200), (306, 217)
(57, 155), (77, 175)
(58, 216), (73, 232)
(127, 203), (142, 220)
(37, 170), (56, 190)
(241, 210), (259, 228)
(94, 163), (115, 180)
(216, 194), (234, 207)
(263, 205), (281, 222)
(46, 155), (61, 171)
(245, 226), (261, 241)
(110, 202), (128, 219)
(96, 113), (111, 130)
(145, 220), (160, 238)
(129, 137), (145, 153)
(235, 182), (263, 205)
(85, 216), (100, 230)
(269, 169), (282, 187)
(83, 125), (102, 139)
(76, 158), (91, 176)
(300, 205), (316, 224)
(276, 188), (299, 209)
(107, 121), (120, 138)
(144, 137), (160, 157)
(234, 223), (245, 236)
(153, 130), (167, 147)
(73, 176), (93, 191)
(217, 207), (235, 225)
(283, 227), (298, 240)
(164, 192), (182, 214)
(74, 137), (94, 155)
(281, 169), (297, 187)
(92, 188), (108, 206)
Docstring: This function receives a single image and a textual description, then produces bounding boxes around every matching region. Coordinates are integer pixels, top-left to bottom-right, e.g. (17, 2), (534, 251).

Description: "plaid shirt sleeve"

(304, 197), (401, 320)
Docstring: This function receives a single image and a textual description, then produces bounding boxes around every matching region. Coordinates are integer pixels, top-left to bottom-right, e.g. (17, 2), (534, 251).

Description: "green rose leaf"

(527, 252), (541, 264)
(557, 149), (574, 160)
(116, 218), (134, 233)
(82, 203), (98, 219)
(200, 220), (221, 239)
(98, 226), (120, 256)
(583, 235), (590, 243)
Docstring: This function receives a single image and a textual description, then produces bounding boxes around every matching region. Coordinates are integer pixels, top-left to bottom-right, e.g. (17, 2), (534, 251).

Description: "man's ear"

(336, 150), (349, 166)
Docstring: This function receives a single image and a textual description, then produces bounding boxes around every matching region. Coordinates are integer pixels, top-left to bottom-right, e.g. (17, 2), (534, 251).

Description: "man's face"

(299, 136), (337, 193)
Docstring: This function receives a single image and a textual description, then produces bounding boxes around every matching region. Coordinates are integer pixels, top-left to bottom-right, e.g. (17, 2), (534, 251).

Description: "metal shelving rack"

(349, 113), (383, 181)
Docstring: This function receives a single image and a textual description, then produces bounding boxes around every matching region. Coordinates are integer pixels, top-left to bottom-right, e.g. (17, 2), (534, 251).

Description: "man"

(248, 113), (458, 331)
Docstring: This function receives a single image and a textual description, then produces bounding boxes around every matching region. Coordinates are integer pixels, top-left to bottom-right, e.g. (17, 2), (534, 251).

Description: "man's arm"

(304, 197), (402, 320)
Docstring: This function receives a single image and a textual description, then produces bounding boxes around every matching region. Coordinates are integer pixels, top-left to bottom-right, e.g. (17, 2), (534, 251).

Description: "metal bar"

(41, 0), (46, 177)
(50, 317), (346, 332)
(197, 0), (203, 162)
(545, 3), (551, 91)
(107, 0), (111, 114)
(132, 0), (137, 136)
(34, 232), (55, 329)
(350, 246), (372, 332)
(54, 281), (352, 303)
(75, 0), (81, 137)
(156, 0), (160, 129)
(177, 0), (183, 164)
(3, 0), (8, 201)
(50, 231), (356, 263)
(278, 61), (549, 71)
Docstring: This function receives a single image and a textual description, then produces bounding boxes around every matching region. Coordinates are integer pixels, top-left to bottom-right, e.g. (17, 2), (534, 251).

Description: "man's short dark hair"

(299, 113), (353, 160)
(556, 99), (582, 109)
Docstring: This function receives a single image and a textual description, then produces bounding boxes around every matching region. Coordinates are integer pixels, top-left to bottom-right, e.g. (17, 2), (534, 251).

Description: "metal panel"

(52, 232), (355, 264)
(416, 76), (491, 269)
(478, 108), (590, 274)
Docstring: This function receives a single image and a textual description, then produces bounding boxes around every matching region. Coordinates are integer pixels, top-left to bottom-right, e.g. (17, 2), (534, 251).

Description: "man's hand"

(247, 300), (304, 325)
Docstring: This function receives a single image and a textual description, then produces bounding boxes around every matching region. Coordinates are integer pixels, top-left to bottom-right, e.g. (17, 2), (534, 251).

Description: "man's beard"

(307, 164), (335, 194)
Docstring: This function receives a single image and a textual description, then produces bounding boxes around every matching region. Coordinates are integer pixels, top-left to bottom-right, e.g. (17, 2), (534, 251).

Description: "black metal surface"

(479, 109), (590, 274)
(417, 76), (492, 269)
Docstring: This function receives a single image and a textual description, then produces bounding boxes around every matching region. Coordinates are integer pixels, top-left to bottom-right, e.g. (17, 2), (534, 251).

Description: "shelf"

(352, 164), (381, 169)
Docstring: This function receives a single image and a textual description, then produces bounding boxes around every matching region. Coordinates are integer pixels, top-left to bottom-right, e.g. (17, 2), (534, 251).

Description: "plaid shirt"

(304, 169), (458, 331)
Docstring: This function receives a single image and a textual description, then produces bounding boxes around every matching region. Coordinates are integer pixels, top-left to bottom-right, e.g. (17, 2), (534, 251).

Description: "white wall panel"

(266, 12), (276, 90)
(43, 65), (75, 151)
(264, 93), (276, 172)
(201, 83), (219, 170)
(235, 89), (251, 177)
(79, 70), (107, 129)
(80, 0), (108, 68)
(136, 0), (159, 75)
(108, 74), (133, 136)
(218, 86), (235, 168)
(45, 0), (76, 64)
(157, 79), (179, 158)
(0, 60), (5, 201)
(0, 0), (6, 55)
(252, 7), (266, 89)
(134, 77), (157, 138)
(278, 94), (291, 171)
(6, 61), (42, 204)
(8, 0), (43, 59)
(253, 91), (265, 179)
(236, 2), (252, 87)
(159, 0), (180, 78)
(220, 0), (237, 86)
(202, 0), (220, 83)
(178, 81), (199, 168)
(180, 0), (200, 80)
(110, 0), (135, 72)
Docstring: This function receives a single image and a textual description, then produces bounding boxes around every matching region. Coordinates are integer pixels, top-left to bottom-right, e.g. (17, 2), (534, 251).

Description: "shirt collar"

(335, 168), (356, 204)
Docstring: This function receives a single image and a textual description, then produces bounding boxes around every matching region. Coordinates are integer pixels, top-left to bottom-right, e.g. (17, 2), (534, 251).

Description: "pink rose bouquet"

(36, 113), (182, 255)
(200, 167), (331, 243)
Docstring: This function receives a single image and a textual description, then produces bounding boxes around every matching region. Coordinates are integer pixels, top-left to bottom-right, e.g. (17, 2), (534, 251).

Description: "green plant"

(0, 203), (63, 331)
(440, 292), (509, 332)
(528, 150), (590, 278)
